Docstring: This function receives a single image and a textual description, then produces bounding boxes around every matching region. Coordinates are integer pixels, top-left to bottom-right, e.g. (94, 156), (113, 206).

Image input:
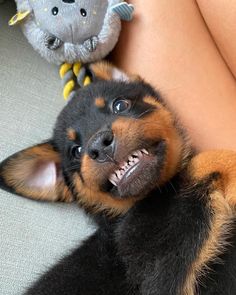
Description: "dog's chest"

(112, 190), (211, 294)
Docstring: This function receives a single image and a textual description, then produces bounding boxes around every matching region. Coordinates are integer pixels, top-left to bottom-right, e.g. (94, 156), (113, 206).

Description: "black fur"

(25, 176), (236, 295)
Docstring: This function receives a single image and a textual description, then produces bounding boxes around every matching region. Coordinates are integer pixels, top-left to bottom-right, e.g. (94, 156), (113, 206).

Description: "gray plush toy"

(9, 1), (134, 99)
(10, 0), (134, 64)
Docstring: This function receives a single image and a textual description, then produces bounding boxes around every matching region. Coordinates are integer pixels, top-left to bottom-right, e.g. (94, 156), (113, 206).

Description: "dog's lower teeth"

(109, 178), (118, 186)
(137, 151), (143, 158)
(142, 149), (149, 155)
(109, 148), (150, 186)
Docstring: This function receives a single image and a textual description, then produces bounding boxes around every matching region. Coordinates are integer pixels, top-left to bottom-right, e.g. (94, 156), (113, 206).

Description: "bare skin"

(111, 0), (236, 152)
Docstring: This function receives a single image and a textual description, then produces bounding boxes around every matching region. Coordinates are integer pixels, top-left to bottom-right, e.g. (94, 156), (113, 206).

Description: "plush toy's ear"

(88, 61), (131, 82)
(0, 142), (73, 203)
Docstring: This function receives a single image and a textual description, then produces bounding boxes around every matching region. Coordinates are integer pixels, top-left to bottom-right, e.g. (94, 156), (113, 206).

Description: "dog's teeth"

(110, 173), (117, 181)
(133, 157), (140, 164)
(110, 173), (117, 182)
(109, 173), (118, 186)
(119, 169), (125, 176)
(120, 162), (126, 170)
(122, 163), (128, 171)
(116, 170), (123, 179)
(109, 148), (150, 186)
(128, 156), (134, 162)
(142, 149), (149, 155)
(114, 171), (119, 178)
(137, 150), (143, 158)
(109, 178), (118, 186)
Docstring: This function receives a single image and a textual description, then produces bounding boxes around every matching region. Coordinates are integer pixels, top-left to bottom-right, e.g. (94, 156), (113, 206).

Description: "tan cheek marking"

(95, 97), (106, 108)
(67, 128), (77, 141)
(73, 154), (136, 215)
(183, 191), (234, 295)
(73, 173), (136, 216)
(112, 108), (183, 185)
(81, 154), (103, 188)
(141, 110), (183, 184)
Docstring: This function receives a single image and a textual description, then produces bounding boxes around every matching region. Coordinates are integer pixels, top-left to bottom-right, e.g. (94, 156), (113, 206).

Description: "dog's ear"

(88, 61), (140, 82)
(0, 142), (73, 203)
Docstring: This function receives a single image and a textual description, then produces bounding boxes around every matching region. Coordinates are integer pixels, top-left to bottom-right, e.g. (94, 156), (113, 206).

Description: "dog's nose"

(88, 130), (115, 162)
(62, 0), (75, 3)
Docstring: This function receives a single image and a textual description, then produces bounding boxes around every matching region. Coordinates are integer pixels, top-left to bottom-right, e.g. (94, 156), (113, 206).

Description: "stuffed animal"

(9, 0), (134, 99)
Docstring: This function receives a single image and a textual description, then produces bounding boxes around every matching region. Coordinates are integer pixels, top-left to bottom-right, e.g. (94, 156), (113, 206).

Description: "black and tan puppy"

(0, 62), (236, 295)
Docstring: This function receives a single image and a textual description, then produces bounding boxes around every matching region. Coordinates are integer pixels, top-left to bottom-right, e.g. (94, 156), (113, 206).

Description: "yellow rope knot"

(60, 62), (91, 100)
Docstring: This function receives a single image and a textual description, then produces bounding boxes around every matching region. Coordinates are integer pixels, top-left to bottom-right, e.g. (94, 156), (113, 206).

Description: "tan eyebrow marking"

(95, 97), (106, 108)
(67, 128), (77, 141)
(143, 96), (162, 108)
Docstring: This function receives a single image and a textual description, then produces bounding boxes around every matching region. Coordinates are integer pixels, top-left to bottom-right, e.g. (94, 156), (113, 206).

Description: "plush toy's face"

(31, 0), (108, 44)
(12, 0), (130, 63)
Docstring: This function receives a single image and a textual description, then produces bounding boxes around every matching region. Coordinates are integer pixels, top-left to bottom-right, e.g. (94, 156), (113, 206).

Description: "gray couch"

(0, 2), (96, 294)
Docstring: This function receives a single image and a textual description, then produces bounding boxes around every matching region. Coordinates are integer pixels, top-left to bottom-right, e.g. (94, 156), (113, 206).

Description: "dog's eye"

(80, 8), (87, 17)
(112, 99), (131, 114)
(71, 145), (82, 159)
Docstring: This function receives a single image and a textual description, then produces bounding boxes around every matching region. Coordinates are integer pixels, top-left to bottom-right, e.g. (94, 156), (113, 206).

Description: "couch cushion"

(0, 2), (96, 294)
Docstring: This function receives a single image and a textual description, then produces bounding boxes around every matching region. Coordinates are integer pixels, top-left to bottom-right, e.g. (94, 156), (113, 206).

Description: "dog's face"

(0, 63), (188, 215)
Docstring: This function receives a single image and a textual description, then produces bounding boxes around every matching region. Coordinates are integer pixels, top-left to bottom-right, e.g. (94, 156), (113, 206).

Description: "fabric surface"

(0, 2), (96, 294)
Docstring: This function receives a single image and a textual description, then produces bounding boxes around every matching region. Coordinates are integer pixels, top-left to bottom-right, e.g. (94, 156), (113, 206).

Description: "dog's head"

(0, 62), (190, 215)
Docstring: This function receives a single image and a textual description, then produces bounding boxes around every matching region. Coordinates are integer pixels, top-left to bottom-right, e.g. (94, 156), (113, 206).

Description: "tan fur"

(74, 154), (136, 215)
(73, 177), (135, 216)
(89, 61), (114, 81)
(143, 96), (163, 108)
(182, 150), (236, 294)
(89, 61), (135, 82)
(67, 128), (77, 141)
(95, 97), (106, 108)
(182, 190), (234, 295)
(189, 150), (236, 207)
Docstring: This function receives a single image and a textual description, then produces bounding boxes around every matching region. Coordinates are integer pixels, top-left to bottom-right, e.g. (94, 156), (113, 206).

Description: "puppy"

(0, 62), (236, 295)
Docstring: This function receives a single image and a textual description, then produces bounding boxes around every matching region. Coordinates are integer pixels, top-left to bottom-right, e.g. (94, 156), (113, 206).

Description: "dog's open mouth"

(107, 142), (166, 198)
(109, 149), (151, 186)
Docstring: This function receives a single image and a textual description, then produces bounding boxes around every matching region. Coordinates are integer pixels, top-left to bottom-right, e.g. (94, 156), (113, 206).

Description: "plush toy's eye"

(112, 98), (131, 114)
(71, 145), (82, 159)
(80, 8), (87, 17)
(52, 7), (59, 16)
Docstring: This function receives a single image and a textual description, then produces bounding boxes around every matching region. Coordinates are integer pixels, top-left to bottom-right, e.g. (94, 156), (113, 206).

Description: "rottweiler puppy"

(0, 62), (236, 295)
